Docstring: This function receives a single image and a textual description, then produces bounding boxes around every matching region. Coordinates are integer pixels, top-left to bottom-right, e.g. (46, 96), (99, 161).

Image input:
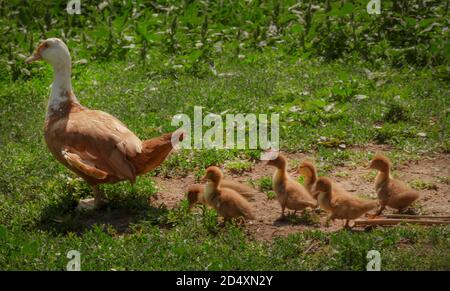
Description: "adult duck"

(26, 38), (183, 209)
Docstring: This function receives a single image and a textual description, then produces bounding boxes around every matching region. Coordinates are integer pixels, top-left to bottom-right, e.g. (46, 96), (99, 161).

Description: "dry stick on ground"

(380, 214), (450, 220)
(355, 218), (450, 227)
(303, 241), (320, 255)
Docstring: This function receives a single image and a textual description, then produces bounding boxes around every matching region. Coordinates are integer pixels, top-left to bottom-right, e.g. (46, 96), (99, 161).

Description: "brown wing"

(388, 179), (420, 209)
(285, 179), (317, 209)
(48, 109), (142, 183)
(62, 149), (108, 179)
(219, 188), (255, 220)
(389, 179), (414, 196)
(332, 194), (378, 219)
(221, 180), (258, 200)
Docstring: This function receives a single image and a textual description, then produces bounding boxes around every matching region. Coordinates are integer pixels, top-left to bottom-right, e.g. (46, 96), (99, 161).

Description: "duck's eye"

(39, 42), (49, 51)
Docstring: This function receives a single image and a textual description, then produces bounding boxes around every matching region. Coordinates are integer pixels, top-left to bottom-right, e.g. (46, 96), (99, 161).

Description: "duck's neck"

(375, 168), (390, 187)
(47, 63), (78, 117)
(304, 171), (317, 190)
(204, 180), (220, 202)
(274, 165), (288, 184)
(317, 191), (332, 211)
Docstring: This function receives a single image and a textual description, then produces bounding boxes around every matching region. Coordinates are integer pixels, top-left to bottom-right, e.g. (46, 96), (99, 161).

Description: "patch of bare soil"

(152, 146), (450, 241)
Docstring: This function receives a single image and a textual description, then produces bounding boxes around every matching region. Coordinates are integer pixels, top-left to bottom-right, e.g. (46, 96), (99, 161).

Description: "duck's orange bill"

(25, 52), (41, 64)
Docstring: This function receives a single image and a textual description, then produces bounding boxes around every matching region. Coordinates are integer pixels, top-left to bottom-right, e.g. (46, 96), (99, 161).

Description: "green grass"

(1, 0), (449, 271)
(0, 57), (449, 270)
(224, 160), (253, 174)
(254, 176), (273, 193)
(0, 222), (448, 271)
(437, 176), (450, 185)
(409, 179), (438, 191)
(2, 57), (449, 161)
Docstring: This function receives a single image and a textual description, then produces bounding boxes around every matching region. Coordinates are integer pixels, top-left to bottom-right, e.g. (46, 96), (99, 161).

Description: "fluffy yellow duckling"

(297, 160), (348, 200)
(370, 153), (420, 216)
(186, 180), (257, 210)
(315, 177), (379, 228)
(186, 184), (208, 209)
(266, 154), (317, 220)
(202, 166), (255, 221)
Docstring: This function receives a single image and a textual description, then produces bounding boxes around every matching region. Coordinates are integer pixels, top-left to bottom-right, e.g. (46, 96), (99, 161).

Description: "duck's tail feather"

(132, 130), (184, 175)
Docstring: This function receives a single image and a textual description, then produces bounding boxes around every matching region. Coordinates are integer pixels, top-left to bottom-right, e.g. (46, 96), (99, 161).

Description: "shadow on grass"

(35, 193), (171, 235)
(273, 209), (321, 227)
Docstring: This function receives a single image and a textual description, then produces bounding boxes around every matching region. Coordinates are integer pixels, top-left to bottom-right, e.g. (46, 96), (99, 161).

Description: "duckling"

(186, 184), (208, 210)
(315, 177), (379, 228)
(369, 153), (420, 216)
(266, 154), (317, 220)
(297, 160), (319, 198)
(202, 166), (255, 221)
(297, 160), (348, 201)
(186, 180), (257, 210)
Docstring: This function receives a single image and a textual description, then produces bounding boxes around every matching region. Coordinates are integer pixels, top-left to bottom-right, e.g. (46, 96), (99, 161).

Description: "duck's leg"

(93, 185), (108, 208)
(279, 205), (286, 220)
(324, 215), (331, 227)
(372, 203), (386, 217)
(77, 185), (107, 210)
(343, 219), (351, 229)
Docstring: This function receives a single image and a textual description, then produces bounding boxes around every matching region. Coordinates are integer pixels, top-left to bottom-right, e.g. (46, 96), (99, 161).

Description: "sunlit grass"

(0, 0), (449, 270)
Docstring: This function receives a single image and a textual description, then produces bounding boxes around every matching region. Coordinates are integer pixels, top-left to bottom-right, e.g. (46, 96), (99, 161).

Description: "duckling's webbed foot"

(343, 220), (352, 229)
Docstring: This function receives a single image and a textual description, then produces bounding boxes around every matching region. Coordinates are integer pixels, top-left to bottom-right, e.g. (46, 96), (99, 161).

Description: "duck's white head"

(26, 38), (76, 114)
(26, 38), (71, 69)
